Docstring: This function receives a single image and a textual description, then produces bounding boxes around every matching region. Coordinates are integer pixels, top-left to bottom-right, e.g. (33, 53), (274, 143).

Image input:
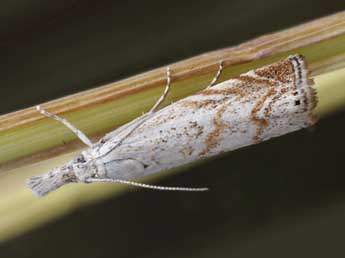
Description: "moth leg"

(99, 113), (150, 143)
(101, 63), (223, 152)
(117, 67), (171, 137)
(149, 66), (172, 113)
(102, 67), (171, 141)
(99, 67), (172, 152)
(101, 67), (171, 143)
(206, 60), (224, 89)
(36, 105), (93, 147)
(85, 178), (208, 192)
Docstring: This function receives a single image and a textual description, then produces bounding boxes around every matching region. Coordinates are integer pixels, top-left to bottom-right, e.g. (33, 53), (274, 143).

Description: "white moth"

(27, 54), (317, 197)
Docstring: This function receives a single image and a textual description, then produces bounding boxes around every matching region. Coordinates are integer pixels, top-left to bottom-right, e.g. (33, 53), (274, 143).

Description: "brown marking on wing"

(180, 145), (194, 157)
(184, 74), (277, 110)
(180, 99), (220, 109)
(264, 88), (288, 117)
(189, 121), (204, 139)
(254, 59), (295, 84)
(195, 125), (204, 138)
(179, 92), (235, 110)
(199, 104), (229, 157)
(199, 88), (246, 98)
(234, 75), (276, 87)
(251, 87), (276, 143)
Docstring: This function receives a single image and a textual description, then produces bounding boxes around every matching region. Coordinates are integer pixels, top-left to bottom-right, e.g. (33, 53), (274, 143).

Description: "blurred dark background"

(1, 0), (345, 257)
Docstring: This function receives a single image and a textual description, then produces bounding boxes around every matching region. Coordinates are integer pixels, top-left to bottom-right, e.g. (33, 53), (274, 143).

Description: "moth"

(27, 54), (317, 197)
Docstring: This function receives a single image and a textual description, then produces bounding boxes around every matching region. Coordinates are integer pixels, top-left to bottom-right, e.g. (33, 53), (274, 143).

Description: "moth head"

(71, 154), (100, 182)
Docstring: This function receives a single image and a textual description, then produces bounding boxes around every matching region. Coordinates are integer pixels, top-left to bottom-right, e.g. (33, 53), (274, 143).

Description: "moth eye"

(75, 155), (86, 163)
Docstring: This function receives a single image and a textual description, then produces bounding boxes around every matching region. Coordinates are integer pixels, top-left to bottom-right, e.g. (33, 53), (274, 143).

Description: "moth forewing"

(96, 54), (316, 175)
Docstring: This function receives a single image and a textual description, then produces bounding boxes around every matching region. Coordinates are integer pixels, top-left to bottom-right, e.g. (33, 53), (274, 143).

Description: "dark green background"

(1, 1), (345, 257)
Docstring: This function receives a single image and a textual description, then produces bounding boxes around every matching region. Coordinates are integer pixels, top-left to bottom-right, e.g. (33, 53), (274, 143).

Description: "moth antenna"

(86, 178), (209, 192)
(27, 167), (77, 197)
(36, 105), (93, 147)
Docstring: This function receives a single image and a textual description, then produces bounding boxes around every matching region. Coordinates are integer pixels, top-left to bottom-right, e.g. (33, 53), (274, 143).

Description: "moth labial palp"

(27, 55), (317, 197)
